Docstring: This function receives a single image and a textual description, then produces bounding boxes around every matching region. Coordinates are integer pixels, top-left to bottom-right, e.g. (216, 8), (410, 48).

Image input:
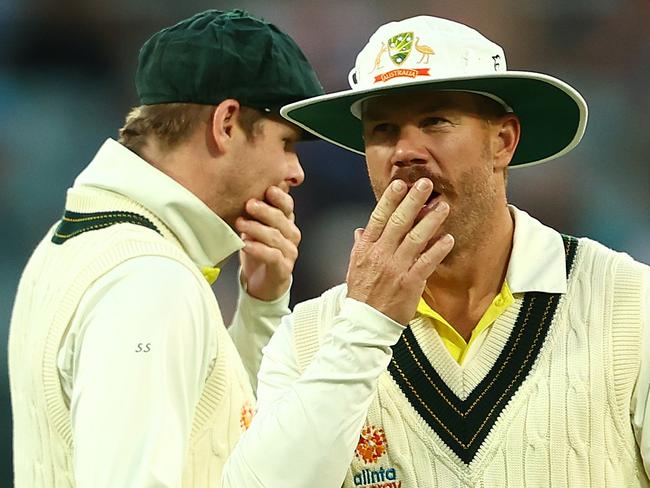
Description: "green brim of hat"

(281, 72), (588, 167)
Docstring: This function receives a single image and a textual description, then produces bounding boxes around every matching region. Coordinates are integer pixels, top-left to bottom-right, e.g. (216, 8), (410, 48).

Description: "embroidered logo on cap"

(370, 42), (389, 73)
(388, 32), (413, 65)
(414, 36), (434, 64)
(374, 68), (430, 83)
(373, 31), (432, 83)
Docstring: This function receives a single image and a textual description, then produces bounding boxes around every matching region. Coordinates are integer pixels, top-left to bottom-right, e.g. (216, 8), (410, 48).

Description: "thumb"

(353, 227), (365, 243)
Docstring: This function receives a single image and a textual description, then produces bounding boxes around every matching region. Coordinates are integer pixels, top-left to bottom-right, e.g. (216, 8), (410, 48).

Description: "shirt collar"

(74, 138), (243, 268)
(506, 205), (567, 294)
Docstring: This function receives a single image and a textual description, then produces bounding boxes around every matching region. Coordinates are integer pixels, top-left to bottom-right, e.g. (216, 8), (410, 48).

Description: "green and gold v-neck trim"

(387, 234), (579, 465)
(51, 210), (161, 245)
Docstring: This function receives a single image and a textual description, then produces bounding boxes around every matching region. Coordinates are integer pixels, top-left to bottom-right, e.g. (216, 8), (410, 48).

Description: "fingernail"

(435, 201), (449, 212)
(392, 180), (405, 192)
(415, 179), (430, 191)
(442, 234), (454, 245)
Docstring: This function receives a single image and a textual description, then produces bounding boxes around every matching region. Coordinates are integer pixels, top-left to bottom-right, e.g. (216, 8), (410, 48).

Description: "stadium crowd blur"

(0, 0), (648, 483)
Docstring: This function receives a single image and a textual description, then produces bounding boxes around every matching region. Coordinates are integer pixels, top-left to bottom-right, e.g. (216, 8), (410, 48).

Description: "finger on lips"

(381, 178), (435, 246)
(363, 179), (408, 242)
(395, 201), (449, 262)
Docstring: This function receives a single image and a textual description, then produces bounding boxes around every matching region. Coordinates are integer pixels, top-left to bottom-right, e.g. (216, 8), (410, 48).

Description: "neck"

(138, 132), (225, 219)
(139, 134), (206, 182)
(424, 203), (514, 338)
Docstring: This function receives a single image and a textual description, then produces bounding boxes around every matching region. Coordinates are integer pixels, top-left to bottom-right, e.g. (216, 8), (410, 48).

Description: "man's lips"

(425, 190), (441, 206)
(416, 191), (442, 222)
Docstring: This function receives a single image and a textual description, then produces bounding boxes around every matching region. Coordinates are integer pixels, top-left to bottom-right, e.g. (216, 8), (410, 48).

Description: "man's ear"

(492, 114), (521, 170)
(210, 99), (241, 154)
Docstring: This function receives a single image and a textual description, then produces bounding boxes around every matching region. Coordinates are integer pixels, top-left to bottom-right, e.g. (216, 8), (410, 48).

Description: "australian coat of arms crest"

(387, 32), (414, 65)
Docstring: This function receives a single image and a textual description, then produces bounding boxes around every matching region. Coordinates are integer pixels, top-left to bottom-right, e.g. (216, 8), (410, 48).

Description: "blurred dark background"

(1, 0), (648, 484)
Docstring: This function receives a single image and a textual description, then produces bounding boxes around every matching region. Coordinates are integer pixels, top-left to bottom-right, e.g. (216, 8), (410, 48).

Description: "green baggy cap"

(136, 9), (324, 111)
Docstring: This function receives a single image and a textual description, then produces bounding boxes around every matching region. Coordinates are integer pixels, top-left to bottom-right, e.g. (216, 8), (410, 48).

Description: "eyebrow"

(286, 127), (303, 142)
(363, 100), (453, 121)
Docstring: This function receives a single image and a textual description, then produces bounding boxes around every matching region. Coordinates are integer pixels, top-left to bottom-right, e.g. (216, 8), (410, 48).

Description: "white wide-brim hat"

(281, 16), (588, 168)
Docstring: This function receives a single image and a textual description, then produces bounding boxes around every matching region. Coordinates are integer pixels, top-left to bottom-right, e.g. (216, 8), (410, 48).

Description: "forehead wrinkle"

(362, 93), (463, 121)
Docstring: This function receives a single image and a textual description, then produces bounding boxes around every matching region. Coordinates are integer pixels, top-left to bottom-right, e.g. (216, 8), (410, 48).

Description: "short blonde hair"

(118, 103), (214, 153)
(118, 103), (265, 154)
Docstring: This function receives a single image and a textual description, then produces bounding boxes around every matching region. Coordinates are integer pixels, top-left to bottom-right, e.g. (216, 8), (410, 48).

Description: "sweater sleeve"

(631, 266), (650, 477)
(222, 297), (404, 488)
(227, 269), (290, 392)
(62, 256), (214, 488)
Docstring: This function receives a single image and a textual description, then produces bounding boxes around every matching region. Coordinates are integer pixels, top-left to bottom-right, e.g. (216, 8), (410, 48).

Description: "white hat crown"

(349, 16), (506, 90)
(281, 15), (587, 168)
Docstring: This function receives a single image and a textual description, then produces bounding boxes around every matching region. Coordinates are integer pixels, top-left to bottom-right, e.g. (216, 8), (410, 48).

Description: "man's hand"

(346, 178), (454, 325)
(235, 186), (300, 301)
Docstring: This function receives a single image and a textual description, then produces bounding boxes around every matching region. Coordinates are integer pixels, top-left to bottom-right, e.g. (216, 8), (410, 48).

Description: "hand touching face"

(346, 178), (454, 325)
(236, 185), (301, 301)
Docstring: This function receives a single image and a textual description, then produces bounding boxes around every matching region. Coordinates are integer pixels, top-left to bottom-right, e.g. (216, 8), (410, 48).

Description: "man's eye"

(373, 123), (393, 133)
(422, 117), (448, 127)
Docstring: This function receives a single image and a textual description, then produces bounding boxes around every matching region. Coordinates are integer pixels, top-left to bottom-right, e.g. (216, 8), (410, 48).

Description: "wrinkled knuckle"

(389, 212), (407, 227)
(350, 242), (365, 257)
(406, 229), (423, 244)
(417, 252), (432, 266)
(369, 211), (385, 225)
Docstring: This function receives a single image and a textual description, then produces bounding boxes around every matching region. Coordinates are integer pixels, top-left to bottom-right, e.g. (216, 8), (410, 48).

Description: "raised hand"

(235, 186), (301, 301)
(346, 178), (454, 325)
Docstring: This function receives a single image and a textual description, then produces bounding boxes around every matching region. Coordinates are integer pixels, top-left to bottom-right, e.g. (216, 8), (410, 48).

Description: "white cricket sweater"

(8, 184), (255, 487)
(292, 236), (650, 487)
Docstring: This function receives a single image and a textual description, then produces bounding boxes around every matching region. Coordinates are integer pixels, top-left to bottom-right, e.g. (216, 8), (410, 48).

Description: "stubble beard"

(443, 163), (498, 258)
(219, 178), (249, 229)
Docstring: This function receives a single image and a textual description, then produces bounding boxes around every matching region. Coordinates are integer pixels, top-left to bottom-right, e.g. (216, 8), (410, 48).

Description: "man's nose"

(390, 126), (428, 167)
(286, 153), (305, 187)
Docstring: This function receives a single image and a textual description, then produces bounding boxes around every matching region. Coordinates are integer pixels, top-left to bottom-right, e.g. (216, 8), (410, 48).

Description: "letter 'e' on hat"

(281, 16), (588, 167)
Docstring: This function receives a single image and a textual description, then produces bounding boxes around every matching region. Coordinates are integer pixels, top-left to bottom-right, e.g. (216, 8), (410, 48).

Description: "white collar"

(74, 138), (243, 268)
(506, 205), (567, 294)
